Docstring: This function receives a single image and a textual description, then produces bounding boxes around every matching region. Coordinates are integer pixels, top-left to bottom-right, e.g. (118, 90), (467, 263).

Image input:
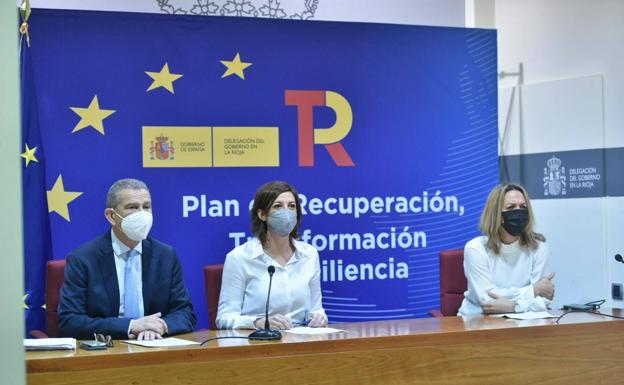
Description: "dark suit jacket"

(58, 232), (196, 339)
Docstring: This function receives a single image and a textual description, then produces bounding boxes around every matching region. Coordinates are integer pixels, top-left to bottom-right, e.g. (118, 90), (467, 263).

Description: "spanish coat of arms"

(543, 155), (566, 196)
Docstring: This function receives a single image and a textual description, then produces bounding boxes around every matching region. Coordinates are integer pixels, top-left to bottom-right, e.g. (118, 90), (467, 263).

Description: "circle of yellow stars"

(26, 53), (254, 222)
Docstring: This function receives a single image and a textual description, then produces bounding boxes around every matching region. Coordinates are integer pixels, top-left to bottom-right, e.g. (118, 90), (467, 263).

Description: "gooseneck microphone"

(615, 254), (624, 264)
(248, 265), (282, 340)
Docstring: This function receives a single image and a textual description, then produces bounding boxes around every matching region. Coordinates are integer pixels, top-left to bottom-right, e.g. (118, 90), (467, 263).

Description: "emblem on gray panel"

(543, 155), (566, 196)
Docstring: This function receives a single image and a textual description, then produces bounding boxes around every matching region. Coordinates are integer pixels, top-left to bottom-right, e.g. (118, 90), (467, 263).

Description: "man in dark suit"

(58, 178), (196, 340)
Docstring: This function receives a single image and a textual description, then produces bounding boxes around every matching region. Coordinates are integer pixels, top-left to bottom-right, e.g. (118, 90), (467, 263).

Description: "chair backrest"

(439, 250), (467, 316)
(46, 259), (66, 337)
(203, 264), (224, 330)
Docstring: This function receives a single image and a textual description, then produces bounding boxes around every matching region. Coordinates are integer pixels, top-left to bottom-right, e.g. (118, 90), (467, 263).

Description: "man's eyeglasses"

(94, 333), (114, 347)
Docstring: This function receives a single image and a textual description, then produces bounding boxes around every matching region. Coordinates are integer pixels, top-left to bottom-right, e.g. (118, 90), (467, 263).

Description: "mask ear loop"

(110, 209), (126, 226)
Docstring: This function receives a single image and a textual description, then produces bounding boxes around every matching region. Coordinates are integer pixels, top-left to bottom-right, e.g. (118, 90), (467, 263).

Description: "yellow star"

(23, 293), (29, 309)
(70, 95), (116, 135)
(220, 53), (252, 80)
(145, 62), (183, 93)
(46, 174), (83, 222)
(20, 143), (38, 167)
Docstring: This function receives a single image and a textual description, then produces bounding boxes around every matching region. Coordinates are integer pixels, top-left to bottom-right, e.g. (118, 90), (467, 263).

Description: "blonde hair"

(479, 183), (545, 254)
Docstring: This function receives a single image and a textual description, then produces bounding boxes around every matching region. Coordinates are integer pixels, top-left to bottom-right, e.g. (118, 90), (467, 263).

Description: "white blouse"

(458, 236), (551, 316)
(216, 238), (326, 329)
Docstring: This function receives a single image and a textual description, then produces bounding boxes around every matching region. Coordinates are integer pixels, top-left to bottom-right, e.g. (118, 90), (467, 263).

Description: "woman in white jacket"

(458, 183), (555, 316)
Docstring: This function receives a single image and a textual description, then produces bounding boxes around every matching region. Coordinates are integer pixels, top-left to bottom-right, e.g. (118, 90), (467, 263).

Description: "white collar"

(111, 229), (143, 257)
(249, 237), (305, 261)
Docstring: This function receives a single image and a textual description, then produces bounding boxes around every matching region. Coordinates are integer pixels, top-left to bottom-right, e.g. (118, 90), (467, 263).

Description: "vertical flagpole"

(0, 0), (26, 383)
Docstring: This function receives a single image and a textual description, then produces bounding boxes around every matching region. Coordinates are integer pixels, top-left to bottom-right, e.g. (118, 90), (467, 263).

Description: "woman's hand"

(306, 312), (328, 328)
(253, 314), (293, 330)
(533, 273), (555, 300)
(481, 291), (516, 314)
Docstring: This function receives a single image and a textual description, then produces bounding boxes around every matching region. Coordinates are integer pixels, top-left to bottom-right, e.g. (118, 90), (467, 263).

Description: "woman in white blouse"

(458, 183), (555, 316)
(216, 181), (327, 330)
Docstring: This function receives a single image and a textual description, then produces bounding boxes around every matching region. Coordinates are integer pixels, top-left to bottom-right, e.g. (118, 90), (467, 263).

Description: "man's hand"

(482, 292), (516, 314)
(533, 273), (555, 300)
(129, 312), (168, 336)
(253, 314), (293, 330)
(137, 330), (163, 341)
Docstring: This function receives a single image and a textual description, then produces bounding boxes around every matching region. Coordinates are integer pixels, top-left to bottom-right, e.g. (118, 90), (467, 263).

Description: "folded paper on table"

(24, 338), (76, 351)
(121, 337), (200, 348)
(282, 327), (345, 335)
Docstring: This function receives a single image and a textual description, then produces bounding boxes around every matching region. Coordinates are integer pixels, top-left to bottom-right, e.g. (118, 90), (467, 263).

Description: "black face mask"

(501, 209), (529, 236)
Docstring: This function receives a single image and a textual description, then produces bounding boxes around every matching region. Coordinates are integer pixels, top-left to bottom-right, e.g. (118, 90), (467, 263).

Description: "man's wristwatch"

(513, 302), (522, 313)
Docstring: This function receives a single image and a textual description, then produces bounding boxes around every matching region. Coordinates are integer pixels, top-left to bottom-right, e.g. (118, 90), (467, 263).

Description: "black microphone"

(248, 265), (282, 340)
(615, 254), (624, 264)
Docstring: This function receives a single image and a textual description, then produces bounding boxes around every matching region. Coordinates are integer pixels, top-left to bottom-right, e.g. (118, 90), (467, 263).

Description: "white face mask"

(114, 210), (153, 241)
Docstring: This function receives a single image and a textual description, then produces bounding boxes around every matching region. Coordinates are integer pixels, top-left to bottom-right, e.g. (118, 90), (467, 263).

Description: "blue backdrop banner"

(22, 8), (498, 331)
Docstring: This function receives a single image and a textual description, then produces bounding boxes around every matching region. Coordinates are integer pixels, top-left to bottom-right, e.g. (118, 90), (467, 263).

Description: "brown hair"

(479, 183), (545, 254)
(251, 181), (302, 246)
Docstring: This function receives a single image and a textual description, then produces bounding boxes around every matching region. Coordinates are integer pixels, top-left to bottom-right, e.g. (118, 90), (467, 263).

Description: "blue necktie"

(124, 249), (142, 319)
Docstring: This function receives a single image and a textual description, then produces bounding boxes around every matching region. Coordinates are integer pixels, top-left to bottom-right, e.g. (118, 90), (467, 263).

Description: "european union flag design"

(21, 38), (52, 335)
(24, 9), (498, 329)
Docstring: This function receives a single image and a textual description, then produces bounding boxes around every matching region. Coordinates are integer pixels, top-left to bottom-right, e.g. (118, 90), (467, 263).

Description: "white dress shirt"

(111, 230), (144, 317)
(458, 236), (551, 316)
(216, 237), (326, 329)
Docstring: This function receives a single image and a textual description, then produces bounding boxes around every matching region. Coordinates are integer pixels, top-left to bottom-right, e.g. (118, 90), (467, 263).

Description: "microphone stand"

(249, 265), (282, 340)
